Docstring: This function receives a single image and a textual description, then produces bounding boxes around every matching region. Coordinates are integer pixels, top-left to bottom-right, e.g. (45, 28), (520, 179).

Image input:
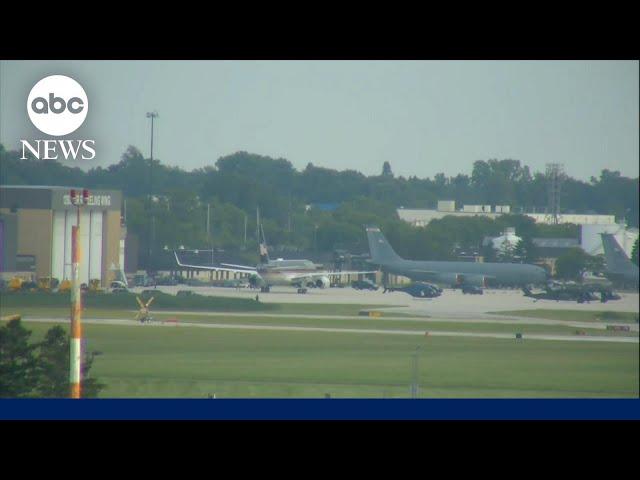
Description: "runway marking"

(13, 317), (639, 344)
(116, 310), (640, 332)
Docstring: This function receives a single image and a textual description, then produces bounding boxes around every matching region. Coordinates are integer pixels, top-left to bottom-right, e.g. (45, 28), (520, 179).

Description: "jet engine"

(314, 276), (330, 288)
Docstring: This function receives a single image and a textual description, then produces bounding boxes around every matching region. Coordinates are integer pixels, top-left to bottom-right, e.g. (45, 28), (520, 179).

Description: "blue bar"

(1, 399), (639, 420)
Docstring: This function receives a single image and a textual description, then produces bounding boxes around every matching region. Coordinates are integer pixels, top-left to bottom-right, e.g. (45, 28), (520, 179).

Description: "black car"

(461, 285), (483, 295)
(351, 279), (378, 291)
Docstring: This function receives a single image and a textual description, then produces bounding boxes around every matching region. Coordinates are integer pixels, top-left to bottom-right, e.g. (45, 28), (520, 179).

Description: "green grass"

(5, 307), (638, 337)
(147, 313), (638, 337)
(490, 309), (640, 323)
(0, 291), (400, 317)
(0, 290), (275, 312)
(9, 320), (639, 398)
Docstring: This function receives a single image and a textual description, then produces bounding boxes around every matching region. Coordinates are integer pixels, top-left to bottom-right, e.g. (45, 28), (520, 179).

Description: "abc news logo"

(21, 75), (96, 161)
(31, 93), (85, 114)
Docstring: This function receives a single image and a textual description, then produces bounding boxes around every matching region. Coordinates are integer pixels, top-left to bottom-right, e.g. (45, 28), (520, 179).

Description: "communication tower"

(545, 163), (565, 224)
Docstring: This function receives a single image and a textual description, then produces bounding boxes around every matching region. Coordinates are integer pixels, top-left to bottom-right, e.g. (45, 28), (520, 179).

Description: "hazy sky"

(1, 60), (638, 180)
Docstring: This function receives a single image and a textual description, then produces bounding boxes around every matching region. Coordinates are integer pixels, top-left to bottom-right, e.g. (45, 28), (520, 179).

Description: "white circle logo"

(27, 75), (88, 136)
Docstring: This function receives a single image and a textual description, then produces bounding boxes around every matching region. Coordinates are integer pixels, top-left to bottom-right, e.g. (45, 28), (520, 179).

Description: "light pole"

(314, 225), (318, 253)
(207, 203), (214, 266)
(69, 188), (89, 398)
(244, 213), (247, 247)
(146, 112), (158, 271)
(410, 346), (421, 398)
(146, 111), (159, 165)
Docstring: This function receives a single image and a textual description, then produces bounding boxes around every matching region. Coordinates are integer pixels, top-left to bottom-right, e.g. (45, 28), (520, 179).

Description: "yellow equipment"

(38, 277), (53, 292)
(8, 277), (24, 291)
(89, 279), (102, 293)
(58, 279), (72, 293)
(135, 296), (155, 323)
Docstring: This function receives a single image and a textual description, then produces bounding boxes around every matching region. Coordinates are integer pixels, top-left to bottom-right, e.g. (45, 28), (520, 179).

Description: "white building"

(525, 213), (616, 225)
(0, 185), (123, 285)
(491, 227), (522, 253)
(581, 223), (638, 258)
(398, 200), (618, 228)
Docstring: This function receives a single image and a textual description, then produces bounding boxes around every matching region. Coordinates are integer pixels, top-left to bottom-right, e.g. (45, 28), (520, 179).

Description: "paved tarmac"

(13, 285), (636, 344)
(132, 284), (640, 318)
(19, 317), (639, 344)
(117, 310), (639, 332)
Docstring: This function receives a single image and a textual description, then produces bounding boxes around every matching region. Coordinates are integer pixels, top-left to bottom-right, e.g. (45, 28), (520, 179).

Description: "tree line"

(1, 143), (637, 270)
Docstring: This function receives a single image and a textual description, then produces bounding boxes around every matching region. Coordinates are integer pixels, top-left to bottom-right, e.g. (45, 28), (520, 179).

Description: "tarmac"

(131, 284), (640, 318)
(7, 285), (637, 344)
(113, 284), (640, 341)
(20, 317), (640, 344)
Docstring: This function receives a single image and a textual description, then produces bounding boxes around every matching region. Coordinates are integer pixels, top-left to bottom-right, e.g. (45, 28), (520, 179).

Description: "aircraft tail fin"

(366, 226), (403, 264)
(259, 240), (270, 264)
(601, 234), (636, 274)
(257, 211), (270, 264)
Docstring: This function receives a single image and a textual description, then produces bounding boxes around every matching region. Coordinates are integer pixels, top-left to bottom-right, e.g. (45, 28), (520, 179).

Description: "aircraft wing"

(289, 270), (376, 282)
(174, 252), (258, 275)
(220, 263), (258, 271)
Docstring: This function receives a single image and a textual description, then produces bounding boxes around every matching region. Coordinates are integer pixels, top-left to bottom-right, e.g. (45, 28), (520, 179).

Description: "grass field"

(4, 307), (638, 337)
(3, 291), (638, 398)
(0, 291), (393, 317)
(490, 309), (640, 323)
(0, 290), (274, 311)
(10, 320), (640, 398)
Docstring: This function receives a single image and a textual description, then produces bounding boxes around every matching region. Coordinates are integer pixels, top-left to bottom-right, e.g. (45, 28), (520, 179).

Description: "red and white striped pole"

(69, 189), (88, 398)
(70, 222), (82, 398)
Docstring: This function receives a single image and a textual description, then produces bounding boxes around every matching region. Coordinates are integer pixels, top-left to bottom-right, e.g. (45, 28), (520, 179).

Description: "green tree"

(555, 248), (590, 280)
(497, 238), (518, 263)
(36, 326), (106, 398)
(585, 254), (606, 274)
(632, 238), (638, 266)
(480, 242), (498, 263)
(514, 237), (537, 263)
(0, 318), (39, 398)
(2, 142), (638, 256)
(381, 161), (393, 177)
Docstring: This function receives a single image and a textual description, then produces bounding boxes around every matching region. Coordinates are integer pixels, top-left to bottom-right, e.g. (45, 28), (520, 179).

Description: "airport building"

(0, 185), (123, 286)
(398, 200), (617, 227)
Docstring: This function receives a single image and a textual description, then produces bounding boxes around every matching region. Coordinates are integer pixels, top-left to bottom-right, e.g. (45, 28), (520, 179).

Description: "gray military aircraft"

(365, 226), (548, 288)
(383, 282), (442, 298)
(601, 234), (639, 289)
(522, 283), (620, 304)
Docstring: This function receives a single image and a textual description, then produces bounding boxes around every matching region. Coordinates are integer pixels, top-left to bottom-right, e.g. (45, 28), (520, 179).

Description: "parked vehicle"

(155, 275), (179, 286)
(133, 273), (155, 287)
(110, 281), (128, 293)
(351, 279), (379, 291)
(462, 285), (483, 295)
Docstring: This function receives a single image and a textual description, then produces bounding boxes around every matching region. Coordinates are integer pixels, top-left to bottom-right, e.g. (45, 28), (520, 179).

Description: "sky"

(1, 60), (638, 180)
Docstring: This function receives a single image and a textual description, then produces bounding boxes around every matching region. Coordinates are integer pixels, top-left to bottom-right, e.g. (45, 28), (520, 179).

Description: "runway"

(19, 316), (639, 344)
(12, 285), (635, 344)
(119, 310), (640, 332)
(132, 284), (640, 317)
